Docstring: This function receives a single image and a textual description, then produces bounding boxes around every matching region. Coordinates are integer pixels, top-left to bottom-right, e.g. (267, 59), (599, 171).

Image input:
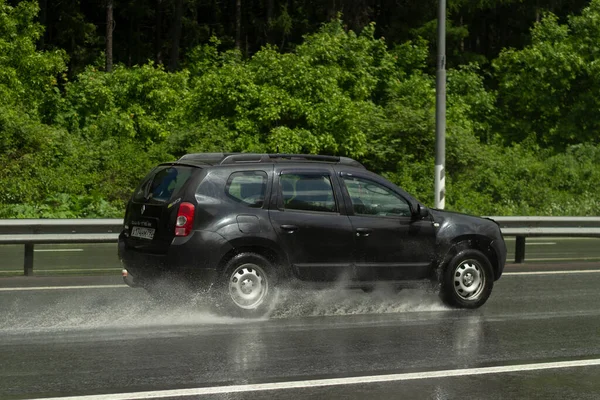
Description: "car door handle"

(281, 224), (298, 233)
(356, 228), (373, 237)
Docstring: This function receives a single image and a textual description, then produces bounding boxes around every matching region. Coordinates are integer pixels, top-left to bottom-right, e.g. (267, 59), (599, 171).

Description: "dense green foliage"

(0, 0), (599, 217)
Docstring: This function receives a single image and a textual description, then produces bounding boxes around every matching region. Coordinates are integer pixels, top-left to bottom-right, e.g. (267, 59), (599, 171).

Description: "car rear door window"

(226, 171), (267, 207)
(280, 174), (337, 213)
(342, 176), (411, 217)
(133, 166), (194, 203)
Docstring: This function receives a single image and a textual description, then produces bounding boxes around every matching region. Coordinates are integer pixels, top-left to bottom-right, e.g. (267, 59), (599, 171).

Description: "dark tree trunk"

(280, 0), (293, 50)
(460, 15), (464, 52)
(155, 0), (163, 65)
(127, 16), (133, 66)
(235, 0), (241, 51)
(106, 0), (114, 72)
(265, 0), (274, 43)
(169, 0), (184, 71)
(40, 0), (48, 47)
(328, 0), (337, 20)
(136, 20), (142, 66)
(267, 0), (274, 23)
(208, 0), (219, 38)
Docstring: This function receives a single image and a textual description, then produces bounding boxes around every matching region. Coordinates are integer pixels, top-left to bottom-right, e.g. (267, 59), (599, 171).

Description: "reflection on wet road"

(1, 268), (599, 399)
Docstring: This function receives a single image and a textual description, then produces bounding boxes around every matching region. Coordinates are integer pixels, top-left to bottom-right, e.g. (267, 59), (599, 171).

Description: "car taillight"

(175, 202), (195, 236)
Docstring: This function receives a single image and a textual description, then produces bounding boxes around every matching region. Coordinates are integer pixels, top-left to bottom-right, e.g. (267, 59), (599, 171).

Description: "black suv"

(118, 153), (506, 315)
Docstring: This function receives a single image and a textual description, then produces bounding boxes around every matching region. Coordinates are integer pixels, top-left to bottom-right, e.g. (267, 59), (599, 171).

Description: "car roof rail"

(219, 153), (271, 164)
(267, 154), (365, 168)
(177, 153), (365, 168)
(177, 153), (236, 166)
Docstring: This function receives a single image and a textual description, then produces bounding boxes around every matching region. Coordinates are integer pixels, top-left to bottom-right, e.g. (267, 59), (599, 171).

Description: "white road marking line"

(525, 242), (556, 245)
(33, 268), (120, 273)
(504, 237), (600, 241)
(0, 285), (127, 291)
(26, 358), (600, 400)
(504, 269), (600, 276)
(0, 268), (121, 274)
(34, 249), (84, 253)
(522, 257), (600, 262)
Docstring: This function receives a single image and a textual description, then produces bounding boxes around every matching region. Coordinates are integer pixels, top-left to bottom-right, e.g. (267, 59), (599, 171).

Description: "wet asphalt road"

(1, 265), (600, 399)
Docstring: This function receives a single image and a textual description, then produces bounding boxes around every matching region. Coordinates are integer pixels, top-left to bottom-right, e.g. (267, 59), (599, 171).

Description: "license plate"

(131, 226), (155, 240)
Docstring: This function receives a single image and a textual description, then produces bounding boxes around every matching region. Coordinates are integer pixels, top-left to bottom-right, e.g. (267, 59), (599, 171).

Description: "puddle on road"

(0, 281), (447, 333)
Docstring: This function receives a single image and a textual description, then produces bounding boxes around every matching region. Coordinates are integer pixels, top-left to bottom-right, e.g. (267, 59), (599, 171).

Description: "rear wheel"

(215, 253), (278, 317)
(440, 249), (494, 309)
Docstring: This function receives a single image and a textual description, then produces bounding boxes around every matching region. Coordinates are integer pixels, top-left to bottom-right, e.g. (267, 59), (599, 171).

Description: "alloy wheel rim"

(228, 263), (268, 309)
(453, 260), (485, 300)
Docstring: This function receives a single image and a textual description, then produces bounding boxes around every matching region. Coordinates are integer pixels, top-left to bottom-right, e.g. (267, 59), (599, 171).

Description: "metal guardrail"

(0, 219), (120, 276)
(489, 216), (600, 263)
(0, 217), (599, 275)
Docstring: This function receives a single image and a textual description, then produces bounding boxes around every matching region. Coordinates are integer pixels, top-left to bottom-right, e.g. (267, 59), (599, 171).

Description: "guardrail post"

(515, 236), (526, 264)
(24, 243), (34, 276)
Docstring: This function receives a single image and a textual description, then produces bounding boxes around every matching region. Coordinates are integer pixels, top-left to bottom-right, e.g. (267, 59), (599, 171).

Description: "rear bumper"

(118, 229), (231, 286)
(122, 269), (140, 288)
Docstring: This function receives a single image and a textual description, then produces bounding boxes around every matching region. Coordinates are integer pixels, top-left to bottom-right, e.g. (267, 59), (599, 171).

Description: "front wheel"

(440, 249), (494, 309)
(215, 253), (278, 317)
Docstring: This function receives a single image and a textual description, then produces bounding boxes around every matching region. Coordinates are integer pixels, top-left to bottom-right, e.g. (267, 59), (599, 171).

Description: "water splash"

(0, 281), (448, 333)
(0, 283), (242, 333)
(269, 285), (448, 318)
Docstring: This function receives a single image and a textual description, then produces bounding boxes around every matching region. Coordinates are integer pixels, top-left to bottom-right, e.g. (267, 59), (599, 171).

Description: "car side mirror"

(414, 204), (429, 220)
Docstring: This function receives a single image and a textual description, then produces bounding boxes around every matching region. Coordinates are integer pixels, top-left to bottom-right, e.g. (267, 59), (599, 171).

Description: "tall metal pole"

(434, 0), (446, 209)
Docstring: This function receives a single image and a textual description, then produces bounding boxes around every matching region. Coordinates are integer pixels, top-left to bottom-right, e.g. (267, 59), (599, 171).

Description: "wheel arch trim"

(437, 234), (501, 280)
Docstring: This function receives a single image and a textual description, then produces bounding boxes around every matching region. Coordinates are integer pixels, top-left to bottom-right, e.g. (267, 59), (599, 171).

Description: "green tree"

(59, 63), (189, 143)
(0, 0), (67, 116)
(494, 1), (600, 147)
(183, 21), (395, 158)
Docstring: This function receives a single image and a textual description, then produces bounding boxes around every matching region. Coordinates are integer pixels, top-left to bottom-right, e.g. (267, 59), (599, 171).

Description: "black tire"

(440, 249), (494, 309)
(214, 252), (278, 318)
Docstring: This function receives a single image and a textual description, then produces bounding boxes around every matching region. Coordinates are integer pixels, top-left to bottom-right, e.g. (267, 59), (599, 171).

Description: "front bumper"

(491, 238), (507, 279)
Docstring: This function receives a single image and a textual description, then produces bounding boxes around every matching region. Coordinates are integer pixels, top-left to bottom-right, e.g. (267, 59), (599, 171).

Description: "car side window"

(280, 174), (337, 213)
(342, 176), (411, 217)
(226, 171), (267, 208)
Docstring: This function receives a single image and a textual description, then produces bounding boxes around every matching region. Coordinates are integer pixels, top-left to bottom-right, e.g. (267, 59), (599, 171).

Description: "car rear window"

(225, 171), (267, 208)
(133, 165), (195, 203)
